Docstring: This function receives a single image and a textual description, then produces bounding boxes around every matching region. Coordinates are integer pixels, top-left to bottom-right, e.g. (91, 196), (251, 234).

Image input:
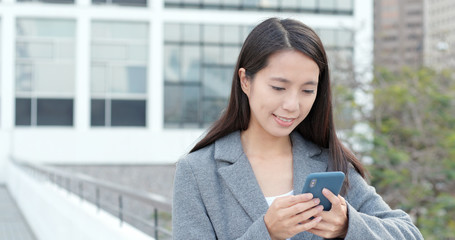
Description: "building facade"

(373, 0), (424, 71)
(423, 0), (455, 70)
(0, 0), (373, 182)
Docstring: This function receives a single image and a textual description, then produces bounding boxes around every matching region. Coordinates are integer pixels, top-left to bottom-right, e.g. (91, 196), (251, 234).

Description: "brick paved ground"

(0, 185), (37, 240)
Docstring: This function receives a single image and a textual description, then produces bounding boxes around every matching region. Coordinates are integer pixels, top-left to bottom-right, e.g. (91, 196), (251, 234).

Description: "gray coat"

(172, 131), (423, 239)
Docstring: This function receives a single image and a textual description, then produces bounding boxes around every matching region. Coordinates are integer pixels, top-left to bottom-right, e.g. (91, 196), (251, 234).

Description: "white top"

(265, 190), (294, 206)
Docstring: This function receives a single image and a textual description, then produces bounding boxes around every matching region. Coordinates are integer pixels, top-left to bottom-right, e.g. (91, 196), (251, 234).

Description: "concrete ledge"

(5, 160), (154, 240)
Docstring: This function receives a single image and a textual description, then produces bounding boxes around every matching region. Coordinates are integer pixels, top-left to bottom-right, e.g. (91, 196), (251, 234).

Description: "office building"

(373, 0), (424, 71)
(423, 0), (455, 70)
(0, 0), (373, 183)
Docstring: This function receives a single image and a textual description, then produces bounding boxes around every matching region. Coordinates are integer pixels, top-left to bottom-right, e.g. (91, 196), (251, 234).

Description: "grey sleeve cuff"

(344, 202), (423, 240)
(236, 214), (272, 240)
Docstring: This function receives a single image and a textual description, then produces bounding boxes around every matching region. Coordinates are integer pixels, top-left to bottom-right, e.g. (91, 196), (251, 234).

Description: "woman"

(172, 18), (423, 240)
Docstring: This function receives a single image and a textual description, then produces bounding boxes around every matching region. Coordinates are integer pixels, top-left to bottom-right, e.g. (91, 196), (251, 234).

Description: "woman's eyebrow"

(270, 77), (318, 85)
(270, 77), (290, 83)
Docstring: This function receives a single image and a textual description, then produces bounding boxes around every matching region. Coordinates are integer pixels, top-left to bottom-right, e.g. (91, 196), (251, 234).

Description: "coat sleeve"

(172, 158), (217, 239)
(172, 158), (272, 240)
(343, 168), (424, 240)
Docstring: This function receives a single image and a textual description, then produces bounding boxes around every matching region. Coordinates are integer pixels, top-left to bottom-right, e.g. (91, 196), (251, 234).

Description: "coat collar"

(214, 131), (328, 226)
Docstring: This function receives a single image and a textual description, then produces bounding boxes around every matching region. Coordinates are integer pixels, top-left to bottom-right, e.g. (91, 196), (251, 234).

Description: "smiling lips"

(273, 114), (296, 127)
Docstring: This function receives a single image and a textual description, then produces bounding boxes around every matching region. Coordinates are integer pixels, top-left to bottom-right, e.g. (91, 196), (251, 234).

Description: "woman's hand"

(264, 193), (324, 240)
(308, 188), (348, 239)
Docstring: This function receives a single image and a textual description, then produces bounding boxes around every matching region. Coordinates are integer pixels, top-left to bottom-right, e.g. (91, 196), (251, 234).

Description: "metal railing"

(13, 159), (172, 240)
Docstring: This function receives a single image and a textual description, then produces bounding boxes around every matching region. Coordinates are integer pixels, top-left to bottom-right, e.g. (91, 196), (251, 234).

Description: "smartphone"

(301, 172), (345, 211)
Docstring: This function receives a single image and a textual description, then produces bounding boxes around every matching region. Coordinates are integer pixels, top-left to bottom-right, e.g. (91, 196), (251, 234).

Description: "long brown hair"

(190, 18), (366, 191)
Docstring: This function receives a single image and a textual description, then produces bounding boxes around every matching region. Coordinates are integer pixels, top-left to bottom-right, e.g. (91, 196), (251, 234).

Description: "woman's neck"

(240, 128), (292, 160)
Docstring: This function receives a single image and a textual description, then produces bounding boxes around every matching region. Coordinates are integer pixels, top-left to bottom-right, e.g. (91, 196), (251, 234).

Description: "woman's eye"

(271, 86), (285, 91)
(303, 90), (315, 94)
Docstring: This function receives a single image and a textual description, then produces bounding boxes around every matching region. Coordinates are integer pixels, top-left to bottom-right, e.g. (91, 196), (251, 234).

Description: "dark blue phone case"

(301, 172), (345, 211)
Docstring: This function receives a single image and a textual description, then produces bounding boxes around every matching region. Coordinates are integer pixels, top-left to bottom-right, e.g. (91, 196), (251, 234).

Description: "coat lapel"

(290, 131), (328, 240)
(215, 132), (269, 222)
(291, 131), (329, 196)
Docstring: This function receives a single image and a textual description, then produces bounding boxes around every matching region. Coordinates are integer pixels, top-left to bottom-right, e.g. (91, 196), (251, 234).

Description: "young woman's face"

(239, 50), (319, 138)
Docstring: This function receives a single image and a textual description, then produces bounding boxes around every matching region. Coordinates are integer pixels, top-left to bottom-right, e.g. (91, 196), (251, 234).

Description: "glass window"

(15, 64), (33, 92)
(90, 99), (105, 126)
(17, 0), (74, 4)
(267, 0), (279, 9)
(181, 45), (200, 82)
(37, 99), (73, 126)
(91, 21), (148, 127)
(202, 99), (226, 123)
(281, 0), (298, 10)
(15, 18), (76, 127)
(203, 25), (221, 43)
(202, 67), (230, 98)
(164, 0), (352, 15)
(337, 0), (353, 12)
(337, 30), (353, 48)
(15, 98), (32, 126)
(92, 0), (147, 7)
(35, 63), (74, 93)
(319, 0), (336, 12)
(164, 84), (200, 126)
(222, 46), (239, 65)
(319, 29), (336, 47)
(91, 64), (107, 93)
(164, 23), (245, 128)
(92, 21), (148, 40)
(223, 26), (240, 44)
(222, 0), (240, 8)
(166, 0), (180, 5)
(17, 19), (75, 38)
(129, 45), (148, 61)
(111, 100), (146, 126)
(164, 23), (180, 42)
(164, 45), (181, 82)
(16, 41), (54, 59)
(242, 0), (258, 9)
(301, 0), (316, 9)
(110, 66), (147, 94)
(203, 0), (220, 6)
(241, 26), (253, 42)
(203, 46), (221, 65)
(183, 24), (200, 43)
(92, 44), (128, 60)
(0, 20), (1, 125)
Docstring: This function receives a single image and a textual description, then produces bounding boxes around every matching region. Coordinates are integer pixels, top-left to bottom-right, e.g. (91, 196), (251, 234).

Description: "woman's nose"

(282, 93), (299, 112)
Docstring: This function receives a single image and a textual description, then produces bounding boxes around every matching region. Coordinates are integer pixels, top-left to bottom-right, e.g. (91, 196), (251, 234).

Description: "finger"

(294, 216), (322, 232)
(292, 205), (324, 225)
(322, 188), (341, 210)
(313, 205), (348, 231)
(316, 207), (342, 222)
(306, 219), (339, 238)
(277, 197), (320, 220)
(307, 228), (330, 238)
(338, 195), (347, 206)
(273, 193), (313, 209)
(308, 218), (331, 230)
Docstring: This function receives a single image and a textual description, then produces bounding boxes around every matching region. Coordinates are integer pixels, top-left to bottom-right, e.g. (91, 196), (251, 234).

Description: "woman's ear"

(238, 68), (250, 97)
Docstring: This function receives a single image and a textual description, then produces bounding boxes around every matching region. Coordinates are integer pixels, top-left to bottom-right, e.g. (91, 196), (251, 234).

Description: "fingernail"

(313, 198), (320, 204)
(322, 188), (329, 194)
(315, 216), (322, 222)
(304, 193), (313, 200)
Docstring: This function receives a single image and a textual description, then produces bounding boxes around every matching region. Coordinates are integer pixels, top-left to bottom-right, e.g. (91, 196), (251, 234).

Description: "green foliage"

(344, 66), (455, 239)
